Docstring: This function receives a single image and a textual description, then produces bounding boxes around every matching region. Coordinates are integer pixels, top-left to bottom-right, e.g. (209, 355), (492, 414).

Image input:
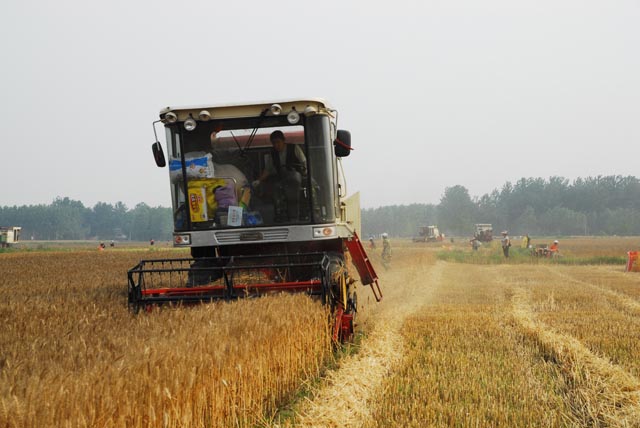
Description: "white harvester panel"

(342, 192), (362, 238)
(0, 226), (21, 247)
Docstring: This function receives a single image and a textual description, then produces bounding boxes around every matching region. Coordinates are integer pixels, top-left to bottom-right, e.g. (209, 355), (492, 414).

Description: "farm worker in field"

(369, 236), (376, 249)
(521, 234), (531, 249)
(381, 233), (392, 269)
(501, 231), (511, 258)
(549, 240), (559, 257)
(470, 237), (481, 251)
(253, 130), (307, 222)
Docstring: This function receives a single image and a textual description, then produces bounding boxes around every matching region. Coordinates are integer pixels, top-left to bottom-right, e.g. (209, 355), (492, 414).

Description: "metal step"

(344, 232), (383, 302)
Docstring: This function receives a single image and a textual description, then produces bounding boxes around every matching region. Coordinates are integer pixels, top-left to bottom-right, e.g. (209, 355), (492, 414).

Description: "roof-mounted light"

(270, 103), (282, 115)
(287, 109), (300, 124)
(164, 111), (178, 123)
(303, 105), (318, 116)
(198, 110), (211, 121)
(184, 117), (197, 132)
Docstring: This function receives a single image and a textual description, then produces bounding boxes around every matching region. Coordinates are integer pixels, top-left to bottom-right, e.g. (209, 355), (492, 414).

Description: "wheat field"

(2, 238), (640, 427)
(0, 250), (331, 428)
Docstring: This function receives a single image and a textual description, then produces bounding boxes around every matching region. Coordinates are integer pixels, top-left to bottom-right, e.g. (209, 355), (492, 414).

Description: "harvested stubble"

(366, 263), (576, 427)
(278, 242), (640, 427)
(501, 265), (640, 378)
(551, 237), (640, 258)
(547, 264), (640, 302)
(510, 285), (640, 427)
(0, 251), (331, 427)
(290, 249), (440, 427)
(501, 265), (640, 427)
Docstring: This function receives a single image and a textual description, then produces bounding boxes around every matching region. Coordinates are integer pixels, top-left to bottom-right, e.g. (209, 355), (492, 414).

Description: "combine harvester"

(0, 226), (21, 248)
(474, 223), (493, 242)
(412, 225), (443, 243)
(128, 99), (382, 341)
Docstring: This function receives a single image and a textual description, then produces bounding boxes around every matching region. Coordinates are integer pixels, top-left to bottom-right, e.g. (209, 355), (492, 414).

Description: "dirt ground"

(291, 248), (441, 427)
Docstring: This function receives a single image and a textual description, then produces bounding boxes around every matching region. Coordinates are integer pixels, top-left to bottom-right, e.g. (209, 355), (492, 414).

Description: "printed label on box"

(227, 206), (243, 227)
(188, 187), (208, 222)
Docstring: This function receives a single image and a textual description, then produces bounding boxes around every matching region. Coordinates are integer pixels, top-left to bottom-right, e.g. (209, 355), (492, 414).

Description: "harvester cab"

(474, 224), (493, 242)
(128, 99), (382, 342)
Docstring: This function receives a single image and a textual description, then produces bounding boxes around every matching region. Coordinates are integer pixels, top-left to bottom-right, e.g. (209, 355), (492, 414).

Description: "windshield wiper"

(242, 108), (269, 153)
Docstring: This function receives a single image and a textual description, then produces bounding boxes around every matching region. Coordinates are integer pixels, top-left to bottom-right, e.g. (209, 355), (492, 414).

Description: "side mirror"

(334, 130), (353, 157)
(152, 141), (166, 167)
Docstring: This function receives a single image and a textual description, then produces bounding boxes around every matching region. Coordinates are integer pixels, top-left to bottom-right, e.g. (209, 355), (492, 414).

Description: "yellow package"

(187, 178), (226, 222)
(188, 187), (208, 222)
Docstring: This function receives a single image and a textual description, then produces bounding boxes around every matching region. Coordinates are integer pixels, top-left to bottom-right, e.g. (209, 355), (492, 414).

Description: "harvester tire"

(325, 254), (346, 310)
(127, 283), (141, 314)
(348, 290), (358, 316)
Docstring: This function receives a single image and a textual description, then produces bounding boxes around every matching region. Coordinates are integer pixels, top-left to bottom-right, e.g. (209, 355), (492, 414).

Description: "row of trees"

(363, 175), (640, 238)
(2, 175), (639, 241)
(0, 197), (172, 241)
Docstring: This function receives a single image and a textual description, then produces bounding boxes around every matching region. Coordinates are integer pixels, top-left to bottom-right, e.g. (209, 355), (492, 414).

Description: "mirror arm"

(152, 120), (162, 143)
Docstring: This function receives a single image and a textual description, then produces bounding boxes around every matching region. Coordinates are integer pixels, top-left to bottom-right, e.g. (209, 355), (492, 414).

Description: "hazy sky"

(1, 0), (638, 209)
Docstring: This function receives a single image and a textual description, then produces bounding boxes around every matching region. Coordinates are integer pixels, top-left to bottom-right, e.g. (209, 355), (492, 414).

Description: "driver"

(253, 130), (307, 221)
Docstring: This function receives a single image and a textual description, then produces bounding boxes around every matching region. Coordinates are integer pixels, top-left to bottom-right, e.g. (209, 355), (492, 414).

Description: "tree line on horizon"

(1, 175), (639, 242)
(362, 175), (640, 238)
(0, 197), (172, 241)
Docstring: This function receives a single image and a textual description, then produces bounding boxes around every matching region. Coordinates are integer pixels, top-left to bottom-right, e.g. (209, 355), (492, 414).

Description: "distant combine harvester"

(0, 226), (21, 248)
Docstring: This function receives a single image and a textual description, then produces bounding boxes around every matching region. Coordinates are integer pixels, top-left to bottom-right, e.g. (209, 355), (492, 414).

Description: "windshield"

(166, 115), (337, 231)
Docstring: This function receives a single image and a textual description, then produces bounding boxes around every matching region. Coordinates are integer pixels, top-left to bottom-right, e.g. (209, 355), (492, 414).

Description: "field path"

(289, 253), (441, 427)
(511, 286), (640, 427)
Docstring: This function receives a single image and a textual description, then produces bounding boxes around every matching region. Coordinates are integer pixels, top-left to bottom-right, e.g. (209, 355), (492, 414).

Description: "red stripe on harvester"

(141, 280), (322, 296)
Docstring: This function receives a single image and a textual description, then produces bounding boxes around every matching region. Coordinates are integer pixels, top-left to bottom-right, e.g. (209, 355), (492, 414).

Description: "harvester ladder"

(344, 232), (383, 302)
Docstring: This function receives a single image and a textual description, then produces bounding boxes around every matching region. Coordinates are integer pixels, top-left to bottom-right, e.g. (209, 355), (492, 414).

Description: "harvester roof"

(159, 98), (333, 123)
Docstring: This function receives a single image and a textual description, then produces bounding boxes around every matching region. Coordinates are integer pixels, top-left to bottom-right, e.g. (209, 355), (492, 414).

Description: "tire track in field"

(287, 259), (443, 428)
(511, 287), (640, 427)
(543, 267), (640, 315)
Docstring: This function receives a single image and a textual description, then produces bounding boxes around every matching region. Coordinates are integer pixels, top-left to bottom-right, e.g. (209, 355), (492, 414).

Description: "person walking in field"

(381, 233), (392, 269)
(521, 234), (531, 249)
(501, 231), (511, 258)
(470, 237), (481, 251)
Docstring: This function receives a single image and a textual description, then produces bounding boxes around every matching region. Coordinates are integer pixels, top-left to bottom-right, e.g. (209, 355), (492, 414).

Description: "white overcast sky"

(1, 0), (638, 209)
